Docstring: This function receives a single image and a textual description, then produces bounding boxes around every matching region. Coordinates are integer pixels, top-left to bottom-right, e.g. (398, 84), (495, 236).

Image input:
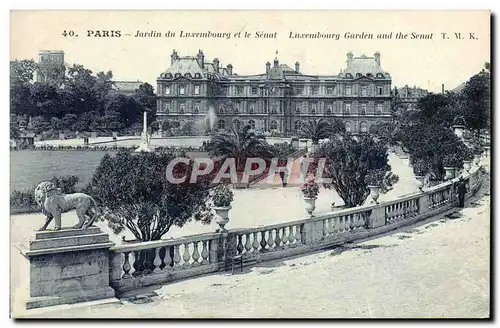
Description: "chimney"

(346, 52), (353, 66)
(171, 49), (179, 65)
(197, 49), (205, 69)
(266, 61), (271, 74)
(374, 51), (381, 65)
(295, 61), (300, 73)
(442, 84), (445, 94)
(227, 64), (233, 75)
(213, 58), (220, 72)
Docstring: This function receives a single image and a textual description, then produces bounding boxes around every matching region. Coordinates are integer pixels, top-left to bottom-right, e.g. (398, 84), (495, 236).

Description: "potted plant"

(365, 169), (385, 203)
(212, 184), (234, 232)
(301, 180), (320, 217)
(412, 160), (428, 191)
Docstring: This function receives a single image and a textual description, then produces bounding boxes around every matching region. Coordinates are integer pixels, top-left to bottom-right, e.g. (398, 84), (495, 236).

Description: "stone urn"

(443, 167), (455, 180)
(368, 185), (381, 204)
(214, 206), (231, 232)
(414, 176), (425, 191)
(303, 197), (317, 217)
(463, 160), (472, 172)
(452, 125), (465, 139)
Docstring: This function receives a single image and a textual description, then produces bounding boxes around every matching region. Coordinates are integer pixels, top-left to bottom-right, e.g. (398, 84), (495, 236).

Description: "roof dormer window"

(345, 73), (353, 79)
(356, 73), (362, 78)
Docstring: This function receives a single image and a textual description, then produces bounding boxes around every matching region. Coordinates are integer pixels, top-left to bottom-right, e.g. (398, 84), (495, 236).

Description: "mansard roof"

(341, 54), (390, 78)
(163, 57), (205, 77)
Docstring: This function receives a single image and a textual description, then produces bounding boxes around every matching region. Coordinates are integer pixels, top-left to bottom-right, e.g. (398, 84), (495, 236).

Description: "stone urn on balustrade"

(474, 154), (482, 166)
(214, 205), (231, 232)
(368, 185), (381, 204)
(301, 180), (320, 217)
(303, 197), (317, 217)
(443, 167), (455, 181)
(414, 176), (425, 191)
(212, 184), (234, 232)
(463, 160), (472, 173)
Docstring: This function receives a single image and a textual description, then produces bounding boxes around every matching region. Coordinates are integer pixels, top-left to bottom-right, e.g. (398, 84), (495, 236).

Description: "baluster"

(164, 246), (172, 268)
(339, 216), (345, 233)
(346, 215), (352, 231)
(133, 250), (142, 276)
(267, 230), (275, 249)
(329, 218), (335, 234)
(236, 235), (244, 255)
(352, 214), (359, 230)
(153, 247), (162, 273)
(281, 227), (288, 246)
(244, 233), (252, 253)
(201, 241), (209, 264)
(252, 232), (260, 252)
(295, 225), (301, 244)
(288, 226), (295, 245)
(260, 231), (267, 252)
(192, 241), (200, 267)
(323, 220), (328, 236)
(122, 252), (132, 279)
(274, 228), (281, 248)
(182, 243), (191, 268)
(173, 245), (181, 269)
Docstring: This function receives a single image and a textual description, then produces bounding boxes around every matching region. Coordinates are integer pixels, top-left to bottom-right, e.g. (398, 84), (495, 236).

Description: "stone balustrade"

(20, 163), (485, 308)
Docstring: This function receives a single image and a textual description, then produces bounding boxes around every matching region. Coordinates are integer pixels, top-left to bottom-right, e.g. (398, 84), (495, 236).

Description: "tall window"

(294, 120), (302, 131)
(345, 122), (352, 133)
(310, 103), (317, 115)
(233, 119), (241, 130)
(311, 86), (319, 95)
(251, 87), (258, 95)
(295, 103), (301, 114)
(270, 120), (278, 130)
(249, 103), (255, 114)
(360, 121), (368, 133)
(194, 103), (200, 114)
(179, 103), (185, 114)
(194, 85), (201, 95)
(179, 85), (185, 95)
(248, 120), (256, 130)
(326, 104), (333, 115)
(345, 86), (352, 96)
(164, 85), (171, 95)
(377, 86), (383, 95)
(326, 86), (334, 95)
(376, 104), (383, 114)
(344, 103), (351, 114)
(218, 120), (225, 130)
(236, 86), (244, 95)
(361, 85), (367, 96)
(164, 102), (171, 114)
(218, 106), (224, 115)
(360, 103), (367, 115)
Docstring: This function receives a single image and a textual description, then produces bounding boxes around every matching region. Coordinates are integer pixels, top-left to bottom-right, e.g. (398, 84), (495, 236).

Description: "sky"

(10, 10), (490, 93)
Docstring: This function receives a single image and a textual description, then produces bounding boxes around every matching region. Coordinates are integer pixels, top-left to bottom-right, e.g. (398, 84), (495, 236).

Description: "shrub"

(212, 184), (234, 207)
(365, 169), (386, 186)
(301, 180), (320, 199)
(412, 160), (429, 176)
(49, 175), (79, 194)
(443, 154), (462, 167)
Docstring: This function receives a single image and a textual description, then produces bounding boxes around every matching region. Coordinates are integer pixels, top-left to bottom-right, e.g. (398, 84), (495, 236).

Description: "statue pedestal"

(17, 227), (116, 310)
(134, 142), (154, 152)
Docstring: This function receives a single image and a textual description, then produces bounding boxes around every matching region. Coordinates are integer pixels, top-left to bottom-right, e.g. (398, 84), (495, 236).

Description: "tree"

(133, 83), (157, 124)
(461, 71), (490, 135)
(10, 59), (37, 86)
(104, 93), (141, 128)
(209, 125), (274, 172)
(299, 118), (333, 144)
(369, 121), (397, 146)
(330, 119), (346, 135)
(87, 151), (214, 241)
(308, 134), (390, 207)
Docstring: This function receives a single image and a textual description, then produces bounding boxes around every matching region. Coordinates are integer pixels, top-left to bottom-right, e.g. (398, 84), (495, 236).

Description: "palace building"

(156, 50), (392, 135)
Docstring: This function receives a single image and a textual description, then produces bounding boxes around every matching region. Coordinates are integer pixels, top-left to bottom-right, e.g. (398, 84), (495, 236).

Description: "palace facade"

(156, 50), (392, 135)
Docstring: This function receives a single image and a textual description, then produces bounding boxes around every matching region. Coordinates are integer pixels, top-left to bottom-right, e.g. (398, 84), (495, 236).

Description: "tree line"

(10, 59), (156, 140)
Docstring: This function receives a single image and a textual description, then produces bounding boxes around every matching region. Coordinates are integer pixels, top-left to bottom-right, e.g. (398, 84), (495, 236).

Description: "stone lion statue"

(35, 181), (98, 231)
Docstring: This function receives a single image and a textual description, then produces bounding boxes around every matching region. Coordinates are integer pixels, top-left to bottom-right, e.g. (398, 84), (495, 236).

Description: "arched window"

(360, 121), (368, 133)
(345, 121), (352, 133)
(248, 120), (256, 130)
(294, 120), (302, 131)
(376, 73), (384, 78)
(219, 106), (224, 115)
(233, 119), (241, 130)
(295, 106), (301, 114)
(270, 120), (278, 130)
(218, 120), (226, 130)
(345, 73), (353, 79)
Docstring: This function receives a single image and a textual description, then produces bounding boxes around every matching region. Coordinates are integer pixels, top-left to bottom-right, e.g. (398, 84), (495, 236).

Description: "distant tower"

(36, 50), (65, 82)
